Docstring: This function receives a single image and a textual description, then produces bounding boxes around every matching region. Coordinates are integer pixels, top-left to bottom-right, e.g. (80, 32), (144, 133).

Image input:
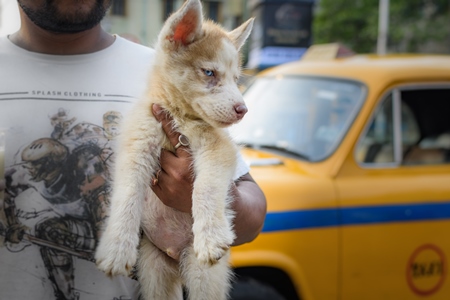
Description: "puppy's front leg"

(182, 245), (232, 300)
(191, 137), (237, 265)
(95, 113), (162, 277)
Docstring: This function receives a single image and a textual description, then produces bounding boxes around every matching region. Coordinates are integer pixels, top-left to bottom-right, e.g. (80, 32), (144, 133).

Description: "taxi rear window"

(357, 86), (450, 166)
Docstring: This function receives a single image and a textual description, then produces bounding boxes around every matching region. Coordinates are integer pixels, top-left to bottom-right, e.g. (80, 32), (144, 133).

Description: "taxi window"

(232, 76), (365, 162)
(356, 87), (450, 166)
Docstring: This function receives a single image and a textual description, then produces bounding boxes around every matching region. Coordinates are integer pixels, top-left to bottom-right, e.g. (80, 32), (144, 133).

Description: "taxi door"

(336, 87), (450, 299)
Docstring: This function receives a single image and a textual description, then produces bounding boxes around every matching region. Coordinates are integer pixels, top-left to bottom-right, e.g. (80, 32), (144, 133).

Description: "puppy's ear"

(159, 0), (203, 49)
(228, 18), (254, 51)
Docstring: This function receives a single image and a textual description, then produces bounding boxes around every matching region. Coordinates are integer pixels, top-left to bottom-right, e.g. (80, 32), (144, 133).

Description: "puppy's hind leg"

(181, 246), (233, 300)
(138, 236), (183, 300)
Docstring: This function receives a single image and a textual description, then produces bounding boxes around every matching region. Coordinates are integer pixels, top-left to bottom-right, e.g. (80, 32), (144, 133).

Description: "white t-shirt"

(0, 35), (249, 300)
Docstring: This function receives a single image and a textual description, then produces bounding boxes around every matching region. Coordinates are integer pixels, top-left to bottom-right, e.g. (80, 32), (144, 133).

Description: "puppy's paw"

(193, 221), (235, 266)
(95, 230), (138, 277)
(194, 240), (230, 266)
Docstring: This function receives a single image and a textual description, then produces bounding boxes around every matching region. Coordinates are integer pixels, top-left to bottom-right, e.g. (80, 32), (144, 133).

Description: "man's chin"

(19, 0), (110, 34)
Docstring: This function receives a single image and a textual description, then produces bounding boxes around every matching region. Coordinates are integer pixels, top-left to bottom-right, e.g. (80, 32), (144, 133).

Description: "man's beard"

(18, 0), (112, 34)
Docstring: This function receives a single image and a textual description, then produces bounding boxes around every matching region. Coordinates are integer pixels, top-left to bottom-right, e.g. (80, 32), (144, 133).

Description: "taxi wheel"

(230, 277), (287, 300)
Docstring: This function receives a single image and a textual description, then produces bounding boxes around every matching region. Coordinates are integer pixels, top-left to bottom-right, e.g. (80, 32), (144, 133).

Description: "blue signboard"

(248, 0), (314, 69)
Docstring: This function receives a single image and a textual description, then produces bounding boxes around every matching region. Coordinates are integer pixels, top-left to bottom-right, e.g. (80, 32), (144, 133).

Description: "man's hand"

(150, 104), (194, 213)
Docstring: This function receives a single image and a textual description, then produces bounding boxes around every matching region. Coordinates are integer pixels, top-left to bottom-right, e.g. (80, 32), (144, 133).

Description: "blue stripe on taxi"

(262, 201), (450, 232)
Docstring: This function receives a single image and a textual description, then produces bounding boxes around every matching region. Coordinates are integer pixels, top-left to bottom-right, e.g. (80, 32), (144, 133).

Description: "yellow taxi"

(229, 51), (450, 300)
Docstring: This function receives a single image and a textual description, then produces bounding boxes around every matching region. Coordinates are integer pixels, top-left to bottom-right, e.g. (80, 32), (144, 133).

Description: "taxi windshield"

(232, 76), (366, 161)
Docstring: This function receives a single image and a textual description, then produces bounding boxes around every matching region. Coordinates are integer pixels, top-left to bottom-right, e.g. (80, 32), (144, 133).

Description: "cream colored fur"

(94, 0), (253, 299)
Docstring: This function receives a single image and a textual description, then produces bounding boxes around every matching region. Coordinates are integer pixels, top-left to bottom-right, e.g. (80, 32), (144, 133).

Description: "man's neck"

(9, 10), (115, 55)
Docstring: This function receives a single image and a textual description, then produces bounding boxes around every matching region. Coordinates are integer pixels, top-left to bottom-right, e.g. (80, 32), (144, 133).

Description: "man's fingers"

(151, 103), (165, 122)
(152, 104), (190, 155)
(152, 103), (175, 139)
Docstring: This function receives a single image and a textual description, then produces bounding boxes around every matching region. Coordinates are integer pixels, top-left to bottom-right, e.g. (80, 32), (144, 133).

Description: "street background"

(1, 0), (449, 69)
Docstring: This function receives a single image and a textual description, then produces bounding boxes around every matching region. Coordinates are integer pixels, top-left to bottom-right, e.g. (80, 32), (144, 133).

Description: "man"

(0, 1), (267, 299)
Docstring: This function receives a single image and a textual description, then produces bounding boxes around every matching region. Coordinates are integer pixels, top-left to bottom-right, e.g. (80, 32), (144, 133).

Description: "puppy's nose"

(234, 104), (248, 119)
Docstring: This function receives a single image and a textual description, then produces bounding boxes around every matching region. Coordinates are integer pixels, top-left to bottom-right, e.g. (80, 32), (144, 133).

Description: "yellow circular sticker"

(406, 244), (446, 296)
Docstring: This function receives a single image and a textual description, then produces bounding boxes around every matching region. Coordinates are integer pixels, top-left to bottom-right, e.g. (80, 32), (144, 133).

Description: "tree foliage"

(313, 0), (450, 53)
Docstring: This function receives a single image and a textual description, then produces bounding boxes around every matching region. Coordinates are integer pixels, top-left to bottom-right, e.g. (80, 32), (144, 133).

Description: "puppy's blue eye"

(204, 69), (214, 77)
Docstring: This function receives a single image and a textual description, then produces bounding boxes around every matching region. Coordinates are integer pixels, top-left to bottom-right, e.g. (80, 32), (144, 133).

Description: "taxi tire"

(230, 277), (287, 300)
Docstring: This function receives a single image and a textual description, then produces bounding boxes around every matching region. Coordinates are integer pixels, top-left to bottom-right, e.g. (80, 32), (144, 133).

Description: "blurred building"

(104, 0), (249, 47)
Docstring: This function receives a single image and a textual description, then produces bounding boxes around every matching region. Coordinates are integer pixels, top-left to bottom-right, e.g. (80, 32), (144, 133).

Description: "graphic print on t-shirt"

(0, 104), (134, 300)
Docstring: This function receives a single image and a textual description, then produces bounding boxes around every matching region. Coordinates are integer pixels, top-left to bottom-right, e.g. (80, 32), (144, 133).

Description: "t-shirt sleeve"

(233, 150), (250, 180)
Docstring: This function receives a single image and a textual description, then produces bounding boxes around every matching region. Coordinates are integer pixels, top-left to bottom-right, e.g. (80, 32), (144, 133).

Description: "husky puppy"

(94, 0), (253, 299)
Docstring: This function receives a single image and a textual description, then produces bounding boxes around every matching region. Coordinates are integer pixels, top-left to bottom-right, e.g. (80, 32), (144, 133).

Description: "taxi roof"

(258, 54), (450, 87)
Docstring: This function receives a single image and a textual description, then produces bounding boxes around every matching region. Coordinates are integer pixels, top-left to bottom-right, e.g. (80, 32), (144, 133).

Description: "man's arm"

(150, 104), (266, 247)
(229, 173), (266, 245)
